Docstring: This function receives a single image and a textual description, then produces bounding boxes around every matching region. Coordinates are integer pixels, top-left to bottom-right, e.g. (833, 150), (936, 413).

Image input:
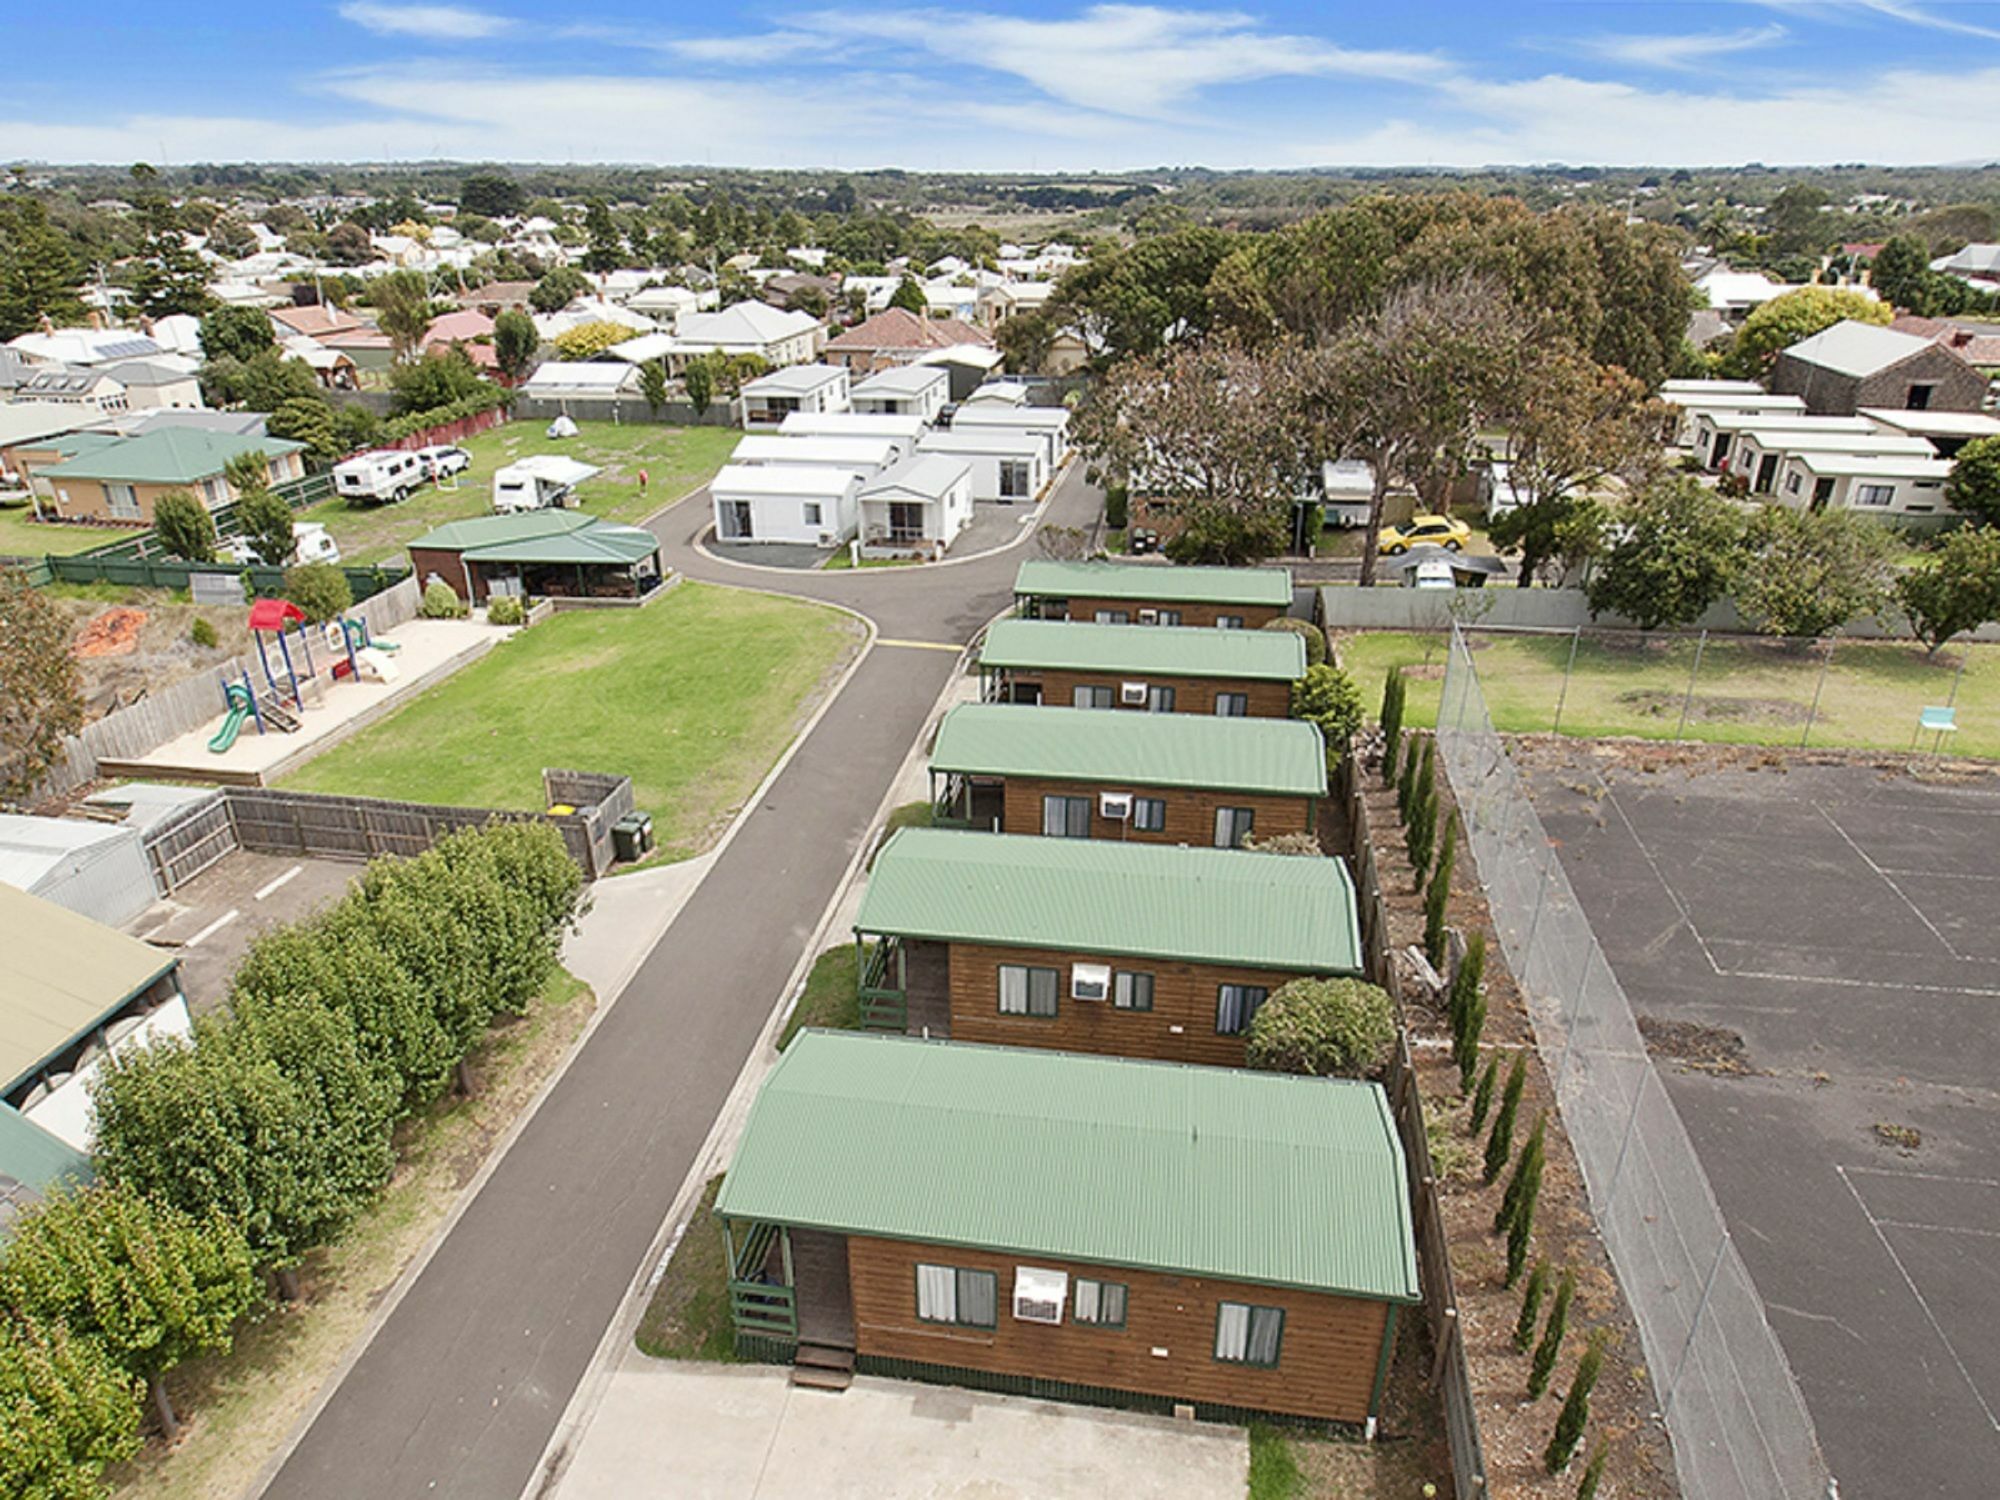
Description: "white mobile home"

(1859, 407), (2000, 458)
(1693, 411), (1874, 472)
(960, 380), (1030, 408)
(849, 364), (950, 423)
(1665, 388), (1807, 448)
(739, 364), (851, 428)
(1775, 451), (1956, 518)
(856, 455), (975, 558)
(728, 433), (897, 477)
(777, 411), (928, 459)
(947, 403), (1072, 467)
(1730, 428), (1935, 494)
(916, 428), (1048, 502)
(710, 462), (861, 546)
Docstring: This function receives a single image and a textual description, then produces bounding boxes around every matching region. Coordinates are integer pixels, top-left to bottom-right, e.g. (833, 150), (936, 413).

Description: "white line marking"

(1842, 1166), (2000, 1188)
(185, 909), (239, 948)
(1817, 805), (1966, 962)
(1874, 1220), (2000, 1240)
(1725, 968), (2000, 999)
(1837, 1163), (2000, 1434)
(1879, 868), (2000, 883)
(255, 865), (304, 901)
(1596, 778), (1722, 975)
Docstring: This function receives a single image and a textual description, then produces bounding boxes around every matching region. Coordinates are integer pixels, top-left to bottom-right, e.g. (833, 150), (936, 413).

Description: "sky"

(4, 1), (2000, 171)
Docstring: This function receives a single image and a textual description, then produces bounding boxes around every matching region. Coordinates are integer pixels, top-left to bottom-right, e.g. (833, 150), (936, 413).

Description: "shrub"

(1103, 483), (1129, 530)
(1424, 818), (1456, 967)
(1468, 1053), (1500, 1136)
(153, 489), (215, 562)
(1396, 733), (1421, 823)
(421, 578), (467, 618)
(1513, 1260), (1550, 1354)
(1245, 977), (1396, 1078)
(486, 594), (525, 626)
(1264, 615), (1328, 668)
(1458, 988), (1488, 1095)
(1379, 668), (1406, 784)
(190, 616), (219, 648)
(285, 562), (352, 623)
(1289, 662), (1362, 767)
(1545, 1328), (1609, 1473)
(233, 477), (297, 567)
(1576, 1440), (1610, 1500)
(0, 1315), (141, 1498)
(1528, 1267), (1576, 1399)
(1484, 1050), (1528, 1184)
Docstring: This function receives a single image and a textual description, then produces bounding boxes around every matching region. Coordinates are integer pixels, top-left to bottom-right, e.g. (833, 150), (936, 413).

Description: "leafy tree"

(1545, 1328), (1609, 1473)
(1896, 527), (2000, 653)
(1528, 1267), (1576, 1399)
(388, 346), (487, 418)
(284, 563), (352, 623)
(1244, 977), (1396, 1077)
(1047, 226), (1236, 366)
(682, 353), (716, 417)
(995, 305), (1057, 374)
(581, 198), (622, 275)
(0, 569), (84, 804)
(268, 396), (342, 466)
(323, 222), (375, 266)
(1947, 434), (2000, 528)
(459, 171), (526, 219)
(1263, 616), (1327, 668)
(1730, 286), (1890, 377)
(1483, 1050), (1529, 1185)
(1736, 507), (1896, 639)
(129, 202), (212, 318)
(639, 359), (668, 415)
(551, 320), (632, 360)
(1869, 235), (1932, 312)
(333, 402), (382, 453)
(153, 490), (216, 563)
(1765, 182), (1831, 260)
(206, 214), (257, 259)
(888, 276), (926, 314)
(1289, 663), (1363, 767)
(1514, 1260), (1550, 1354)
(230, 461), (295, 566)
(0, 1185), (262, 1440)
(1576, 1440), (1610, 1500)
(530, 266), (588, 315)
(198, 305), (276, 365)
(367, 271), (435, 363)
(1586, 476), (1746, 631)
(0, 1314), (141, 1497)
(493, 308), (538, 382)
(202, 346), (322, 412)
(0, 197), (86, 338)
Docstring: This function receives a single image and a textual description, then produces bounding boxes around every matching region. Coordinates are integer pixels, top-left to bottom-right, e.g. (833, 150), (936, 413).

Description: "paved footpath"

(264, 467), (1100, 1500)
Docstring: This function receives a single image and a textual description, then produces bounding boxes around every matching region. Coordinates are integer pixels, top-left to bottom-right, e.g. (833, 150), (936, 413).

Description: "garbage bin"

(613, 811), (654, 862)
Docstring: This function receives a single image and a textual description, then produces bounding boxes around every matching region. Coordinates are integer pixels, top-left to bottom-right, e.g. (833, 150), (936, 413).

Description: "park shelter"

(409, 511), (665, 604)
(1013, 560), (1294, 627)
(851, 826), (1360, 1064)
(715, 1031), (1416, 1423)
(979, 619), (1305, 718)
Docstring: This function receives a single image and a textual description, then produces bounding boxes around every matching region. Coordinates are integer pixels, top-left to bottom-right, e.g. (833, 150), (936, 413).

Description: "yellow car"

(1378, 514), (1473, 555)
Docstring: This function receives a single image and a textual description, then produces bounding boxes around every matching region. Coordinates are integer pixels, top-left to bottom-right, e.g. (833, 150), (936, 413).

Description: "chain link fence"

(1436, 623), (1835, 1500)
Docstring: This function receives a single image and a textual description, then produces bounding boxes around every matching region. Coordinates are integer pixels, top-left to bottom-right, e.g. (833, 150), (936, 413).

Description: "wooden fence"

(1340, 754), (1489, 1497)
(141, 792), (237, 894)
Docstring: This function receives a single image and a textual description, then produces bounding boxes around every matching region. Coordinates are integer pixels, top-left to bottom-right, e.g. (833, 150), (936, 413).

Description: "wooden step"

(794, 1344), (855, 1372)
(790, 1364), (853, 1392)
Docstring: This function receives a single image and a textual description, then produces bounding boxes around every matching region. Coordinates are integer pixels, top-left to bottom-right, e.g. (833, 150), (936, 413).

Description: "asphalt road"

(265, 463), (1101, 1500)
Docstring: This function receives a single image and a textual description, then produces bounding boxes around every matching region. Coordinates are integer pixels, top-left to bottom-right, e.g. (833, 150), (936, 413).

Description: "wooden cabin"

(716, 1032), (1419, 1425)
(978, 620), (1304, 719)
(852, 827), (1361, 1066)
(1013, 559), (1293, 628)
(928, 702), (1326, 845)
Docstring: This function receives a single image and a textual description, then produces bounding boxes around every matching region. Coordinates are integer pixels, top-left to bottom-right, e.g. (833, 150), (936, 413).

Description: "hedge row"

(381, 387), (512, 443)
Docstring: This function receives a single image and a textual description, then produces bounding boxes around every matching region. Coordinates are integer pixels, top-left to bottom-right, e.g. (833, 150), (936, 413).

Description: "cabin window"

(1854, 484), (1894, 508)
(1214, 1302), (1285, 1367)
(1132, 797), (1167, 832)
(1042, 795), (1092, 838)
(802, 502), (823, 526)
(1075, 1278), (1129, 1328)
(1147, 685), (1177, 713)
(1073, 685), (1115, 709)
(999, 964), (1060, 1018)
(1785, 472), (1802, 496)
(1214, 806), (1256, 849)
(917, 1264), (998, 1328)
(1156, 609), (1182, 627)
(1094, 609), (1129, 624)
(1112, 971), (1154, 1011)
(1215, 615), (1245, 630)
(1214, 693), (1250, 718)
(1216, 983), (1268, 1035)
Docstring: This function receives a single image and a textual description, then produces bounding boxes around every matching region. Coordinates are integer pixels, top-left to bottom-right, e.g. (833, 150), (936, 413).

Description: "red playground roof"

(248, 598), (307, 631)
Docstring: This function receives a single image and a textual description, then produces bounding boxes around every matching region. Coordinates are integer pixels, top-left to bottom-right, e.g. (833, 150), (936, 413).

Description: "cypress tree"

(1513, 1260), (1550, 1353)
(1450, 933), (1487, 1090)
(1380, 669), (1406, 785)
(1576, 1440), (1609, 1500)
(1425, 818), (1457, 965)
(1497, 1111), (1549, 1234)
(1468, 1053), (1500, 1135)
(1545, 1328), (1608, 1473)
(1458, 989), (1488, 1094)
(1529, 1267), (1576, 1399)
(1484, 1050), (1529, 1185)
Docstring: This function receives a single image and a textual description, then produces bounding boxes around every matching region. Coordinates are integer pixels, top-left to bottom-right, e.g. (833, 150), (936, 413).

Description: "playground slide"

(208, 685), (253, 754)
(355, 647), (401, 684)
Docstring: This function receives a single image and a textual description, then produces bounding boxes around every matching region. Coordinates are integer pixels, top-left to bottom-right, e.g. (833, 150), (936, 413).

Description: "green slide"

(208, 685), (253, 753)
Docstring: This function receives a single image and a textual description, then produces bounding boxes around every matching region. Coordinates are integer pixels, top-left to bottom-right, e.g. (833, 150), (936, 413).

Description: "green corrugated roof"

(717, 1032), (1418, 1303)
(461, 520), (659, 566)
(1015, 559), (1293, 608)
(0, 884), (178, 1095)
(39, 429), (302, 484)
(857, 827), (1360, 974)
(410, 509), (599, 552)
(0, 1104), (92, 1206)
(931, 703), (1326, 797)
(980, 619), (1305, 682)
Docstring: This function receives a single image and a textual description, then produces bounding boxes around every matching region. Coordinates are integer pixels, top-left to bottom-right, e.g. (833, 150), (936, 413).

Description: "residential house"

(667, 304), (823, 371)
(279, 335), (360, 390)
(848, 364), (949, 423)
(520, 362), (643, 402)
(15, 366), (128, 412)
(778, 410), (927, 459)
(1773, 450), (1956, 520)
(917, 343), (1007, 400)
(946, 403), (1072, 467)
(624, 284), (705, 326)
(8, 329), (161, 368)
(855, 454), (974, 558)
(269, 303), (369, 341)
(978, 620), (1306, 718)
(1013, 560), (1293, 629)
(98, 360), (205, 411)
(824, 308), (996, 375)
(408, 511), (664, 605)
(33, 429), (304, 523)
(922, 279), (985, 324)
(739, 364), (851, 427)
(713, 1031), (1417, 1423)
(914, 427), (1047, 502)
(928, 702), (1326, 844)
(729, 434), (898, 476)
(978, 279), (1056, 329)
(454, 281), (538, 317)
(1890, 315), (2000, 393)
(1693, 269), (1799, 327)
(761, 273), (839, 314)
(1771, 320), (1988, 416)
(710, 463), (862, 545)
(1859, 406), (2000, 458)
(422, 310), (499, 372)
(0, 403), (94, 487)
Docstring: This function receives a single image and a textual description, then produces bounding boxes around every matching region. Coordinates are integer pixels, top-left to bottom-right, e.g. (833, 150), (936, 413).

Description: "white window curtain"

(957, 1268), (997, 1326)
(1075, 1278), (1102, 1323)
(918, 1263), (956, 1322)
(1214, 693), (1249, 718)
(1215, 806), (1255, 848)
(1216, 984), (1267, 1035)
(1134, 797), (1166, 832)
(1113, 972), (1154, 1011)
(999, 965), (1029, 1014)
(1215, 1302), (1249, 1360)
(1076, 1278), (1128, 1326)
(1148, 685), (1177, 713)
(1043, 795), (1090, 837)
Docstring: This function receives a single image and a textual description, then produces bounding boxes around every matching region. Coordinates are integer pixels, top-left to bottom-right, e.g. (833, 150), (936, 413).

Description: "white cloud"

(338, 3), (513, 39)
(1752, 0), (2000, 42)
(662, 30), (845, 64)
(1576, 24), (1788, 70)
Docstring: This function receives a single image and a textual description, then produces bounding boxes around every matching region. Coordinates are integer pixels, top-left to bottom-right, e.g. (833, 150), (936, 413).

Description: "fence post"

(1663, 1232), (1731, 1418)
(1550, 626), (1581, 736)
(1600, 1071), (1648, 1218)
(1557, 938), (1597, 1098)
(1800, 634), (1837, 748)
(1674, 629), (1708, 742)
(1428, 1308), (1458, 1388)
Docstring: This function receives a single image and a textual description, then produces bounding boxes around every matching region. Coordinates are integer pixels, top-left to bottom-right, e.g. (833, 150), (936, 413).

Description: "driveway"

(133, 851), (359, 1014)
(557, 1361), (1247, 1500)
(265, 461), (1104, 1500)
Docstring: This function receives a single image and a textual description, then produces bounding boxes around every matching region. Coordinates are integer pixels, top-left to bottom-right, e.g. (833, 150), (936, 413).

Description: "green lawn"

(777, 945), (863, 1051)
(296, 420), (741, 566)
(284, 582), (862, 858)
(1339, 630), (2000, 758)
(0, 503), (140, 559)
(634, 1174), (740, 1363)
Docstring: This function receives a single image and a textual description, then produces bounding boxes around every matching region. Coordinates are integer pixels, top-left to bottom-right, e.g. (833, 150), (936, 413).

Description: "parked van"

(334, 449), (426, 504)
(492, 455), (601, 513)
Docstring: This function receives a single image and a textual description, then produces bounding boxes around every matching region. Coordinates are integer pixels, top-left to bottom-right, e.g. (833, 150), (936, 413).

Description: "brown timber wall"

(997, 775), (1313, 845)
(846, 1235), (1392, 1424)
(1054, 597), (1286, 629)
(1005, 669), (1294, 718)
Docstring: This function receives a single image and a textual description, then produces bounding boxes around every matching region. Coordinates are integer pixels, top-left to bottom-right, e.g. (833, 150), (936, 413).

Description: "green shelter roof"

(39, 429), (302, 485)
(856, 826), (1360, 974)
(0, 1104), (93, 1226)
(410, 509), (600, 553)
(931, 703), (1327, 797)
(0, 884), (178, 1095)
(1014, 559), (1293, 608)
(980, 619), (1305, 682)
(461, 519), (660, 566)
(717, 1032), (1418, 1303)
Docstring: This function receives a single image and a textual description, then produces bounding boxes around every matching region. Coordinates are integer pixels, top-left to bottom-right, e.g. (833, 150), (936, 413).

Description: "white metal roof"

(730, 435), (897, 468)
(1859, 408), (2000, 439)
(497, 455), (602, 486)
(710, 462), (861, 498)
(1670, 391), (1808, 413)
(1781, 320), (1936, 378)
(919, 428), (1045, 457)
(1661, 378), (1765, 397)
(1790, 451), (1954, 478)
(741, 363), (848, 396)
(779, 412), (927, 441)
(604, 332), (678, 364)
(0, 816), (130, 895)
(915, 343), (1005, 371)
(1701, 411), (1874, 434)
(858, 454), (971, 501)
(851, 365), (948, 398)
(675, 304), (821, 347)
(1736, 430), (1934, 456)
(523, 361), (638, 392)
(949, 404), (1070, 431)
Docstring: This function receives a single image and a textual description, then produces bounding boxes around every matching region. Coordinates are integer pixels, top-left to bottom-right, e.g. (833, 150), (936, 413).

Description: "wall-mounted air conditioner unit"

(1099, 792), (1132, 820)
(1012, 1266), (1068, 1325)
(1138, 608), (1158, 625)
(1071, 962), (1111, 1001)
(1120, 681), (1148, 705)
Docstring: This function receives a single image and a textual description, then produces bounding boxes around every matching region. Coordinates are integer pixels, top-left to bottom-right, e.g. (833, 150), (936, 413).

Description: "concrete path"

(262, 462), (1101, 1500)
(557, 1361), (1247, 1500)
